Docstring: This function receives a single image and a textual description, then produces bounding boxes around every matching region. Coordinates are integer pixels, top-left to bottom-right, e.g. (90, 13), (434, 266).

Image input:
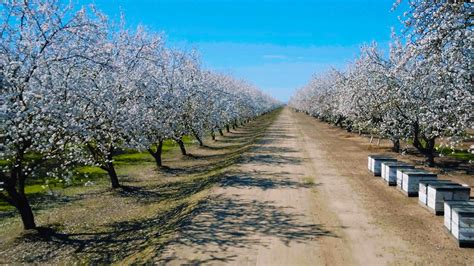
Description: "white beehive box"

(444, 201), (474, 231)
(368, 155), (397, 176)
(381, 162), (414, 186)
(426, 184), (470, 215)
(396, 168), (431, 192)
(451, 207), (474, 247)
(400, 170), (437, 196)
(418, 180), (454, 206)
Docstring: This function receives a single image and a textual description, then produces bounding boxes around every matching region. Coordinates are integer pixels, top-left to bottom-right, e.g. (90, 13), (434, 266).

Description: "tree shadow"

(159, 154), (239, 177)
(0, 192), (90, 220)
(6, 200), (199, 264)
(115, 173), (221, 204)
(237, 152), (304, 165)
(220, 171), (319, 190)
(157, 195), (338, 264)
(249, 145), (299, 154)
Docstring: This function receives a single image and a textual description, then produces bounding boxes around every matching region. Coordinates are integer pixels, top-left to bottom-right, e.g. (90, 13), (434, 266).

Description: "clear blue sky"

(72, 0), (406, 102)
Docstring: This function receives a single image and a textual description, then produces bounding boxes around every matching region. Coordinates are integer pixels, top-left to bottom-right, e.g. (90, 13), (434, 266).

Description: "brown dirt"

(157, 107), (474, 265)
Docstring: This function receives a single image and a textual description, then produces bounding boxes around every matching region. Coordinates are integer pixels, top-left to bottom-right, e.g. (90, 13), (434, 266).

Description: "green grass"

(114, 152), (155, 165)
(0, 184), (50, 212)
(438, 147), (474, 161)
(404, 139), (473, 162)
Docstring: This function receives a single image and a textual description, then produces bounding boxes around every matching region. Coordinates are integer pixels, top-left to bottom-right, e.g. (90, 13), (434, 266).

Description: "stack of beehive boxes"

(368, 155), (397, 176)
(444, 201), (474, 247)
(397, 169), (437, 197)
(381, 162), (414, 186)
(367, 154), (473, 248)
(419, 180), (454, 207)
(427, 184), (470, 215)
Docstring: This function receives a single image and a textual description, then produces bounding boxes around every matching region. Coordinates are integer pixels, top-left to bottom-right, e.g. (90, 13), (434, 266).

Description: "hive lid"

(419, 180), (453, 185)
(452, 207), (474, 216)
(445, 200), (474, 207)
(428, 185), (470, 191)
(368, 154), (393, 158)
(398, 168), (429, 173)
(404, 172), (437, 176)
(381, 162), (413, 167)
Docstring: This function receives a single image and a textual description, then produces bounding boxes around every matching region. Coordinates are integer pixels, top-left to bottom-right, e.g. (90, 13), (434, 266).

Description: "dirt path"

(157, 108), (474, 265)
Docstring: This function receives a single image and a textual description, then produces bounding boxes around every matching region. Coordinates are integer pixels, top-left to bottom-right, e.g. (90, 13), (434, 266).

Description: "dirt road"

(157, 108), (474, 265)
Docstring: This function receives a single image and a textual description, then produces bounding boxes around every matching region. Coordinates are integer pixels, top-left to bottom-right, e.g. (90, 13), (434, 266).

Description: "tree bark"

(392, 139), (400, 153)
(192, 130), (203, 146)
(335, 115), (344, 128)
(5, 185), (36, 230)
(3, 144), (37, 230)
(104, 150), (120, 188)
(105, 163), (120, 188)
(211, 131), (216, 141)
(424, 137), (436, 167)
(17, 195), (36, 229)
(412, 122), (436, 166)
(176, 138), (187, 155)
(226, 125), (230, 133)
(346, 122), (353, 132)
(218, 129), (224, 136)
(147, 140), (163, 168)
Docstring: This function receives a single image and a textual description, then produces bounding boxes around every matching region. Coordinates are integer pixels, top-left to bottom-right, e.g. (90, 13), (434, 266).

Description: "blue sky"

(72, 0), (406, 102)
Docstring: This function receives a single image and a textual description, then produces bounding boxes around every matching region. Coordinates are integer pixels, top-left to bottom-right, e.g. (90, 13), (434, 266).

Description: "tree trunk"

(392, 139), (400, 153)
(105, 163), (120, 188)
(424, 137), (436, 167)
(176, 138), (187, 155)
(3, 146), (37, 230)
(335, 115), (344, 128)
(104, 149), (120, 188)
(346, 122), (353, 132)
(211, 131), (216, 141)
(148, 140), (163, 168)
(195, 134), (203, 146)
(412, 122), (422, 151)
(226, 125), (230, 133)
(5, 186), (36, 230)
(17, 196), (36, 230)
(218, 129), (224, 136)
(192, 131), (203, 146)
(412, 122), (436, 166)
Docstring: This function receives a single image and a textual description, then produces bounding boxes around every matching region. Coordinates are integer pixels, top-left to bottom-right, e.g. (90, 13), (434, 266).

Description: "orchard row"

(0, 1), (279, 229)
(290, 1), (472, 166)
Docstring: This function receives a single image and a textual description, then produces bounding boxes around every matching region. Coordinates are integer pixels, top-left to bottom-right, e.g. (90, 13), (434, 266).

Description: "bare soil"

(157, 107), (474, 265)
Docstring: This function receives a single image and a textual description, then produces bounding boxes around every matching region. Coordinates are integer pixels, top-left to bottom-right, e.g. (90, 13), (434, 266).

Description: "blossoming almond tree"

(391, 0), (473, 165)
(0, 0), (105, 229)
(71, 25), (161, 188)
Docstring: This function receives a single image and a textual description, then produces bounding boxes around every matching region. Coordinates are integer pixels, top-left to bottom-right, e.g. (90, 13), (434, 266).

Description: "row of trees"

(290, 0), (472, 166)
(0, 1), (279, 230)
